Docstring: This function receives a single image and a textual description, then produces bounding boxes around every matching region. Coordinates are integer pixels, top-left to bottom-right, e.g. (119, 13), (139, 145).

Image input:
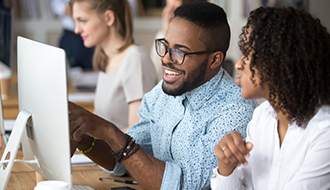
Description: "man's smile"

(163, 68), (183, 83)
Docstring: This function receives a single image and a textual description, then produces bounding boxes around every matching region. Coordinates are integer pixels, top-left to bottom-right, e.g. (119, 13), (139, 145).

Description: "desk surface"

(1, 136), (143, 190)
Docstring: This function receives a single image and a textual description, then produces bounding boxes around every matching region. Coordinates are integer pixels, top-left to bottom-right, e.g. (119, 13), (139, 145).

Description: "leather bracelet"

(111, 134), (132, 158)
(120, 144), (140, 162)
(111, 134), (140, 163)
(77, 138), (95, 153)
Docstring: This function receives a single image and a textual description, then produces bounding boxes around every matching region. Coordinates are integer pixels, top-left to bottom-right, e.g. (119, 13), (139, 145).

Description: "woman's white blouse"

(211, 101), (330, 190)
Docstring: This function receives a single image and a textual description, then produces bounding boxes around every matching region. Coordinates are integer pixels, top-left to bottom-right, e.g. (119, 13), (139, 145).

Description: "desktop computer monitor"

(17, 36), (72, 187)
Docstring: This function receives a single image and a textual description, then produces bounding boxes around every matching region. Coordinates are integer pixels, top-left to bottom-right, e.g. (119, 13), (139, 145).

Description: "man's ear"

(104, 10), (115, 26)
(209, 51), (224, 70)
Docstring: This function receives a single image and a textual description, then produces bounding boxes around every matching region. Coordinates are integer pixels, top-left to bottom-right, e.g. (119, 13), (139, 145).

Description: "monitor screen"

(17, 36), (72, 188)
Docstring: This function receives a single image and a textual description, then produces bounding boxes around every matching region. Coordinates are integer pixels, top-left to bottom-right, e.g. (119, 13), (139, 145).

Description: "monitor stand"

(0, 110), (37, 190)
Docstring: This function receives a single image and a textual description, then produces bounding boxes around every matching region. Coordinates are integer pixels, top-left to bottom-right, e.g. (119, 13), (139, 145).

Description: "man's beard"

(162, 58), (208, 96)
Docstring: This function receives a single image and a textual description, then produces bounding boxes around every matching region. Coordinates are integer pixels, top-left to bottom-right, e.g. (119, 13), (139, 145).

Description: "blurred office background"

(0, 0), (329, 75)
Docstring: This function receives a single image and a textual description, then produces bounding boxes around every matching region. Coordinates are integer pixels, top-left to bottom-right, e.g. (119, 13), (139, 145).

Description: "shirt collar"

(266, 102), (300, 128)
(184, 68), (225, 110)
(267, 104), (278, 119)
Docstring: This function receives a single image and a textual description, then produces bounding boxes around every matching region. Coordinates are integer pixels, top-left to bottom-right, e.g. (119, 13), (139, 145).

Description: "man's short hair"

(174, 2), (230, 58)
(182, 0), (207, 4)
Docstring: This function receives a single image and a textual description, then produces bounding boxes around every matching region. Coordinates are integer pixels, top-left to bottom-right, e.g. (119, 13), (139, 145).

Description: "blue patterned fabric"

(106, 68), (257, 189)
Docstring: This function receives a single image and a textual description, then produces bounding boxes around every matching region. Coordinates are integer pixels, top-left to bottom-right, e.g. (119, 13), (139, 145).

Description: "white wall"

(225, 0), (259, 78)
(222, 0), (330, 78)
(309, 0), (330, 31)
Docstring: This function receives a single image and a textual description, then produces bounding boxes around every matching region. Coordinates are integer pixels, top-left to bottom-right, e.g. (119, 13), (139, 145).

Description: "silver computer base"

(0, 110), (33, 190)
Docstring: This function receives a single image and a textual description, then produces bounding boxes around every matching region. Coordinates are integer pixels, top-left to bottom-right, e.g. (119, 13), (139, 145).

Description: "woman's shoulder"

(123, 45), (155, 69)
(307, 105), (330, 131)
(125, 45), (149, 57)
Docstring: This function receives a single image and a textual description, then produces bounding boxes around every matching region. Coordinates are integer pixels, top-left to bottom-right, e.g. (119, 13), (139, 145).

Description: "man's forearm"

(103, 127), (166, 190)
(88, 139), (165, 189)
(122, 149), (165, 190)
(74, 124), (166, 189)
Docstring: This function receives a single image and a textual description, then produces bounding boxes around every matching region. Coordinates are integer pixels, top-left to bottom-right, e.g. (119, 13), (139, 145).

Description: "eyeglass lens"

(156, 40), (185, 64)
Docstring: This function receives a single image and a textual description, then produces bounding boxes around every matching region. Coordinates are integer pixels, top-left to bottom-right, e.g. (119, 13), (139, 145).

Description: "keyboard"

(72, 185), (95, 190)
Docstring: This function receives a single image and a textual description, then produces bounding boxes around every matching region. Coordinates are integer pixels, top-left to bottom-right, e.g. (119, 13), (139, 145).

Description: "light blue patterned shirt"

(106, 68), (257, 189)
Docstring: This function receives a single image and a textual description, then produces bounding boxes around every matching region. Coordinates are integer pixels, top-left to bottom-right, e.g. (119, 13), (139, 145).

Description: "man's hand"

(68, 102), (113, 142)
(214, 131), (253, 176)
(68, 102), (165, 190)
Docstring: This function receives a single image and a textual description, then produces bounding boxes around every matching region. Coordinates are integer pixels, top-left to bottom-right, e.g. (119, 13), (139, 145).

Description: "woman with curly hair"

(211, 7), (330, 189)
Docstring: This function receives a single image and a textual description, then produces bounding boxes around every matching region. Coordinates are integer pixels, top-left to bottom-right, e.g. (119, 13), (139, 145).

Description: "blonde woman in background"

(70, 0), (158, 131)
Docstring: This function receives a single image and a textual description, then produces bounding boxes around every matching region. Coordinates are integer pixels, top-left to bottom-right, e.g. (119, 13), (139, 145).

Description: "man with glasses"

(68, 2), (256, 190)
(150, 0), (208, 81)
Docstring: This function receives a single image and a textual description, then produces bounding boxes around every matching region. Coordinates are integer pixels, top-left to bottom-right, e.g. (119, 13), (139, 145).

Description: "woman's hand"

(214, 131), (253, 176)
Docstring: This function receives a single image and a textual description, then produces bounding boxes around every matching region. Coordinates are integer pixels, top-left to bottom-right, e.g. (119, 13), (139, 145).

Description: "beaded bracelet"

(111, 134), (140, 163)
(77, 138), (96, 153)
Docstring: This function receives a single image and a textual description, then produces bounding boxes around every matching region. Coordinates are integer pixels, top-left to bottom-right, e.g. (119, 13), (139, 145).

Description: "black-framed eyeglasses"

(155, 38), (216, 65)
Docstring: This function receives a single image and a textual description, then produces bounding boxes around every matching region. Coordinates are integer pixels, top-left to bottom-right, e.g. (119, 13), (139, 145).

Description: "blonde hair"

(69, 0), (134, 71)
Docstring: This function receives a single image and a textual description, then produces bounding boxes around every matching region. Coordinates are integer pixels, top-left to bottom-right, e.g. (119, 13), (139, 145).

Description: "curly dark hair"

(239, 7), (330, 126)
(174, 2), (230, 58)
